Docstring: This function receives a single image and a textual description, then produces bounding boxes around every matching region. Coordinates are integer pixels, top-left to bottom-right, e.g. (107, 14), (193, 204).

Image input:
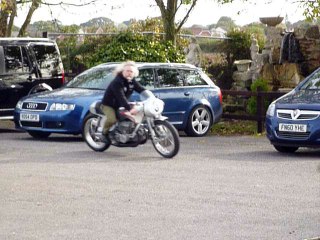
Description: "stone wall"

(260, 25), (320, 90)
(295, 25), (320, 74)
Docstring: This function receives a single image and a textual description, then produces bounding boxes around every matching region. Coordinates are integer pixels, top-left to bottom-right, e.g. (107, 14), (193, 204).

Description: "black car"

(0, 37), (64, 120)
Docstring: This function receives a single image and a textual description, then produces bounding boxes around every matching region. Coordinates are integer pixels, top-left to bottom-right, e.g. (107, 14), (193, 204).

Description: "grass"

(210, 119), (264, 136)
(0, 120), (15, 129)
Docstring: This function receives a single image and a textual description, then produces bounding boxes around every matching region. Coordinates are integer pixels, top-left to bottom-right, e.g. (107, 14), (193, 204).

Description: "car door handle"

(184, 92), (190, 96)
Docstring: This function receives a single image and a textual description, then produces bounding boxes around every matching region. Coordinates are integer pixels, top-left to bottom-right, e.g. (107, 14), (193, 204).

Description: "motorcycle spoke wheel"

(152, 120), (179, 158)
(82, 115), (110, 152)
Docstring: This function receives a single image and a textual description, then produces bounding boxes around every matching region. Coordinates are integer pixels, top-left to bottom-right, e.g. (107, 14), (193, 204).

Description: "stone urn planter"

(234, 60), (252, 72)
(259, 16), (284, 27)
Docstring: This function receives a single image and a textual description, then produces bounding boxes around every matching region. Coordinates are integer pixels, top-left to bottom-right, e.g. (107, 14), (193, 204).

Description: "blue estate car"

(14, 62), (222, 138)
(266, 67), (320, 152)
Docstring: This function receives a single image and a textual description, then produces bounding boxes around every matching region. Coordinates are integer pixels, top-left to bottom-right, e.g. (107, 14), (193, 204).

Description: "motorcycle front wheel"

(82, 115), (111, 152)
(151, 120), (180, 158)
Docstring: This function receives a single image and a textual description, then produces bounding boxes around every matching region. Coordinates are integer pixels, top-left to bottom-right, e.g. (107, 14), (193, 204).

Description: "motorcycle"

(82, 91), (180, 158)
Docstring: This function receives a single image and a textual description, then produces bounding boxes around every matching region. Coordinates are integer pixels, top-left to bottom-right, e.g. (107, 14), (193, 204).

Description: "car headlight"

(266, 102), (276, 117)
(50, 103), (75, 111)
(16, 100), (23, 110)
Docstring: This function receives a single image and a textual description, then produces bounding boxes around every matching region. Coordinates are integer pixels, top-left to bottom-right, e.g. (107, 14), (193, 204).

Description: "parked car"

(14, 62), (222, 138)
(0, 37), (64, 121)
(266, 67), (320, 152)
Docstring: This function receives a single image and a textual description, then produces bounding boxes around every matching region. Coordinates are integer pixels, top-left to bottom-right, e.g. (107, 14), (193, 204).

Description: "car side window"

(3, 46), (30, 73)
(31, 44), (61, 77)
(156, 68), (184, 88)
(136, 68), (155, 89)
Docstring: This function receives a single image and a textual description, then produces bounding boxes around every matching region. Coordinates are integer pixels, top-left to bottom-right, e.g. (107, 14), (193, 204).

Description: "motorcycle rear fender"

(90, 101), (104, 117)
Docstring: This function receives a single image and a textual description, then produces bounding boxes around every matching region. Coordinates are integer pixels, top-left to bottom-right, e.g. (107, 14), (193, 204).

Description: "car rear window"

(31, 44), (62, 77)
(156, 68), (208, 88)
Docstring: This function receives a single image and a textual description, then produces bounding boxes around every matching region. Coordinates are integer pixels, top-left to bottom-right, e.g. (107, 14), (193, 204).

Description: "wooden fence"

(221, 89), (289, 133)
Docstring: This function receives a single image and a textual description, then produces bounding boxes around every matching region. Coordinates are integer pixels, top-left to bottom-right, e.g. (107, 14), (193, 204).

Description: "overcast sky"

(15, 0), (305, 27)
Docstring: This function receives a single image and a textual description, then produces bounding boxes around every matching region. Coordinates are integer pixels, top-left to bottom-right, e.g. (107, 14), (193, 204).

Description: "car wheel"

(185, 105), (212, 137)
(27, 130), (51, 139)
(273, 145), (299, 153)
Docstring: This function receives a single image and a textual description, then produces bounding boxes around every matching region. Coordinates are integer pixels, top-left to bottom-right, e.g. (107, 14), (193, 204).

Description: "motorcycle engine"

(113, 120), (136, 143)
(109, 120), (148, 145)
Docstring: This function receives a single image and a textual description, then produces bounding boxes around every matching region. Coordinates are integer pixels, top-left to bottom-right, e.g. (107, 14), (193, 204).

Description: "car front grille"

(276, 130), (310, 140)
(277, 109), (320, 120)
(21, 102), (48, 111)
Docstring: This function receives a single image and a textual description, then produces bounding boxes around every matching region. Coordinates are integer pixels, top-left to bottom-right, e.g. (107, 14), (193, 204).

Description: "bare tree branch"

(41, 0), (100, 7)
(176, 0), (197, 32)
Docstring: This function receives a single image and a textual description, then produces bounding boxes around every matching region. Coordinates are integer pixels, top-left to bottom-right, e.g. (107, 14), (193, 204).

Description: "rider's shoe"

(95, 129), (107, 142)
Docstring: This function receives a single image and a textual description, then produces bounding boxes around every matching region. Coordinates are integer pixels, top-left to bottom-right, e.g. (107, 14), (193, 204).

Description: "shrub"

(88, 31), (185, 66)
(224, 29), (252, 64)
(246, 78), (271, 115)
(203, 53), (233, 89)
(204, 29), (253, 90)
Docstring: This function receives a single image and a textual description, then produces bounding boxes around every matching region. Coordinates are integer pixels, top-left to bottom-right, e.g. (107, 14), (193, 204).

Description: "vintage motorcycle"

(82, 91), (180, 158)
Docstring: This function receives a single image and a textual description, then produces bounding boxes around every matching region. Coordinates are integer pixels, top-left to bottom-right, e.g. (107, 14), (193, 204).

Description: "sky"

(15, 0), (306, 28)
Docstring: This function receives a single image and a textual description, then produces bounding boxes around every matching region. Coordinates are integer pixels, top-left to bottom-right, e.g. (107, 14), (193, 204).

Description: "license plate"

(279, 123), (307, 132)
(20, 113), (39, 122)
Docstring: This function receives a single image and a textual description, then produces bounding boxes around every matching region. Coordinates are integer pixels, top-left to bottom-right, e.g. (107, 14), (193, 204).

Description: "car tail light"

(61, 70), (65, 84)
(59, 61), (65, 84)
(218, 88), (222, 104)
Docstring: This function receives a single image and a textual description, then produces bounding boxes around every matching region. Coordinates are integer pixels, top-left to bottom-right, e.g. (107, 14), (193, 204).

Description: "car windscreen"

(300, 70), (320, 90)
(66, 67), (114, 90)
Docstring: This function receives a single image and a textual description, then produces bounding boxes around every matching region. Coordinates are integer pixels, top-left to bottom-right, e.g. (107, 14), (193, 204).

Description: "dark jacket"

(102, 73), (145, 110)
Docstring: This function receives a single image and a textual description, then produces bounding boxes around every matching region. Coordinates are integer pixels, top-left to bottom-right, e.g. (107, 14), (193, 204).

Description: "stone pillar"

(266, 26), (284, 64)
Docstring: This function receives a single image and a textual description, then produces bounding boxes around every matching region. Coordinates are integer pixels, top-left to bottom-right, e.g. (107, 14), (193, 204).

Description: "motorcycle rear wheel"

(82, 115), (111, 152)
(151, 120), (180, 158)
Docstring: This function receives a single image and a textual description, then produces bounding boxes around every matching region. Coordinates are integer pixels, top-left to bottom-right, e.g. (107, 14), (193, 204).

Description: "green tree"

(129, 17), (164, 35)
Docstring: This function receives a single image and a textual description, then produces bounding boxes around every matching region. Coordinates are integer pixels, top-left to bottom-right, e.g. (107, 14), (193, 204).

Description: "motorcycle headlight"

(16, 100), (23, 110)
(50, 103), (75, 111)
(266, 102), (276, 117)
(144, 97), (164, 117)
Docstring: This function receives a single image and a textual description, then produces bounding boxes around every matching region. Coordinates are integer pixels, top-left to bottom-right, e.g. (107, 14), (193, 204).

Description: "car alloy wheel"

(186, 105), (212, 137)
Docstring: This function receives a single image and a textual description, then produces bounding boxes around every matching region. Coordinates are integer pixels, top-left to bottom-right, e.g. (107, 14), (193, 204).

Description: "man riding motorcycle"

(98, 61), (146, 134)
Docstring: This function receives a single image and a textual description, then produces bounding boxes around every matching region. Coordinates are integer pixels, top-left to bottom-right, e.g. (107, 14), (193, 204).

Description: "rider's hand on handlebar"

(129, 108), (138, 115)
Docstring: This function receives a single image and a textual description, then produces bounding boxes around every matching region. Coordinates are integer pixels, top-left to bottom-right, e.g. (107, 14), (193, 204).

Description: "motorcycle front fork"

(146, 118), (157, 140)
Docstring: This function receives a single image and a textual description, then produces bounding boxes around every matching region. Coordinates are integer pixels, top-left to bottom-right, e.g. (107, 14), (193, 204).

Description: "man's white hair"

(114, 61), (139, 77)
